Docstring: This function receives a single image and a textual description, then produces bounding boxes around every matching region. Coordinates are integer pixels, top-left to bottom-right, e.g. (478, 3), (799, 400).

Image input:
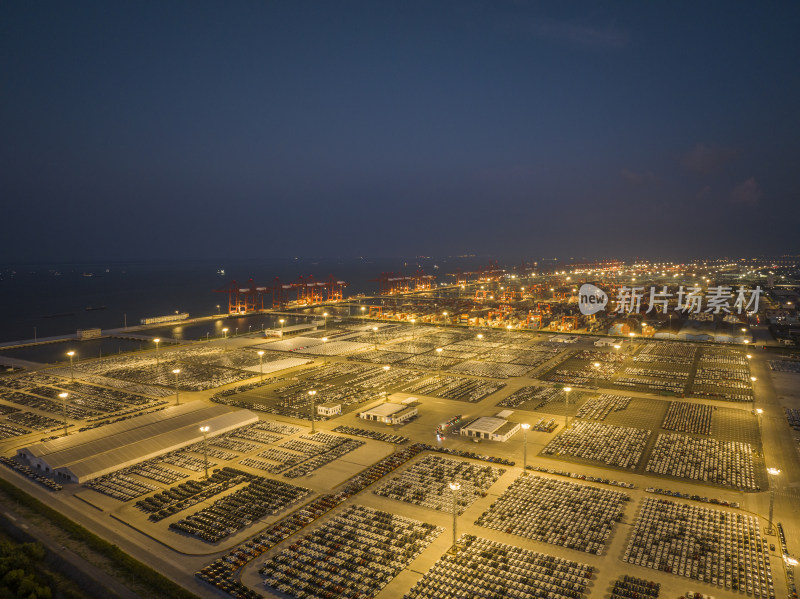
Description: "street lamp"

(199, 426), (210, 479)
(521, 423), (531, 473)
(154, 338), (161, 365)
(308, 390), (317, 433)
(279, 319), (285, 336)
(449, 481), (461, 552)
(436, 347), (443, 377)
(442, 311), (448, 326)
(321, 337), (328, 365)
(58, 392), (68, 436)
(564, 387), (572, 429)
(323, 312), (329, 331)
(67, 350), (76, 382)
(628, 331), (635, 351)
(372, 326), (379, 350)
(257, 350), (265, 381)
(172, 368), (181, 405)
(593, 362), (601, 389)
(767, 467), (781, 534)
(382, 365), (390, 402)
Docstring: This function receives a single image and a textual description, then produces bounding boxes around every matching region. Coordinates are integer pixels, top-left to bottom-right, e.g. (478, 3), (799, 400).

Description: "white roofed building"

(359, 402), (418, 425)
(17, 401), (258, 483)
(317, 402), (342, 417)
(459, 416), (520, 442)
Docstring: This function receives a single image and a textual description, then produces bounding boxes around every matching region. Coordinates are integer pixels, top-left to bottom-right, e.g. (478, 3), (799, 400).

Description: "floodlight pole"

(308, 390), (317, 433)
(200, 426), (210, 479)
(67, 351), (75, 382)
(521, 423), (531, 473)
(59, 392), (68, 436)
(767, 467), (781, 535)
(173, 369), (181, 405)
(449, 482), (460, 552)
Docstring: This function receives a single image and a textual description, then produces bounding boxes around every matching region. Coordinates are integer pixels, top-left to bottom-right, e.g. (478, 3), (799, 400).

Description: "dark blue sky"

(2, 1), (799, 263)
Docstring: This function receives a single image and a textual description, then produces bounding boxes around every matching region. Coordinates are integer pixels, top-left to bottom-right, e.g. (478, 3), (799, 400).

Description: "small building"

(549, 335), (578, 343)
(77, 328), (102, 340)
(264, 322), (319, 338)
(317, 402), (342, 417)
(594, 338), (621, 347)
(459, 416), (520, 442)
(359, 402), (418, 425)
(140, 313), (189, 326)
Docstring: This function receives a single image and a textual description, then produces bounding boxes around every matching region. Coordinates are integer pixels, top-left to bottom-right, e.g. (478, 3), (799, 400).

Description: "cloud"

(695, 184), (712, 202)
(621, 168), (658, 184)
(518, 18), (629, 49)
(680, 142), (740, 175)
(730, 178), (762, 206)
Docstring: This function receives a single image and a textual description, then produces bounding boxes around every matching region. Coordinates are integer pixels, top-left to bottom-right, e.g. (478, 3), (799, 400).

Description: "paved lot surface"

(1, 326), (798, 599)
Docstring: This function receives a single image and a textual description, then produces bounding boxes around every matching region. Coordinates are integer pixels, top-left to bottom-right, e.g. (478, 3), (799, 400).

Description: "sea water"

(0, 256), (481, 345)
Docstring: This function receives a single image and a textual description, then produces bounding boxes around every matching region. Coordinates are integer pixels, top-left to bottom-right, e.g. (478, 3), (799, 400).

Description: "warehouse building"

(459, 416), (520, 442)
(17, 401), (258, 483)
(359, 402), (418, 425)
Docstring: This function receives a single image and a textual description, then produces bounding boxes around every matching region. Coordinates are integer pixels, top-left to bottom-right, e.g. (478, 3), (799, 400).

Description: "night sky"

(2, 2), (799, 263)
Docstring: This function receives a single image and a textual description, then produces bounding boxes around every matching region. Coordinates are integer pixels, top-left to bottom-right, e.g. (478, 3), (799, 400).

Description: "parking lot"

(0, 322), (797, 599)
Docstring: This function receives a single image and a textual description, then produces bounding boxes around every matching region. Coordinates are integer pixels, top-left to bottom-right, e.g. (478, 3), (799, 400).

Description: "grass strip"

(0, 476), (200, 599)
